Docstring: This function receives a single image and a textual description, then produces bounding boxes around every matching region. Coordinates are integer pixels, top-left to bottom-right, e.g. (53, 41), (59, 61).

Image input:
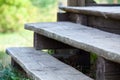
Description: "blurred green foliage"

(95, 0), (120, 3)
(31, 0), (56, 8)
(0, 63), (30, 80)
(0, 0), (57, 33)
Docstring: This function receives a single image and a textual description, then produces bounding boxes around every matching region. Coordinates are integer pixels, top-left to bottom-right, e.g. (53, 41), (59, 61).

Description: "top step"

(25, 22), (120, 64)
(60, 6), (120, 20)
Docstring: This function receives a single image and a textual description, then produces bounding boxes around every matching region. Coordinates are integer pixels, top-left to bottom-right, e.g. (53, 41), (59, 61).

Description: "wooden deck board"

(60, 6), (120, 20)
(6, 47), (93, 80)
(25, 22), (120, 63)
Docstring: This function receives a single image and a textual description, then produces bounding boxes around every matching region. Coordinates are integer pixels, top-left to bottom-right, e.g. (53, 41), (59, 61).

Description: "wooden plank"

(34, 32), (74, 49)
(6, 47), (93, 80)
(25, 22), (120, 64)
(96, 57), (120, 80)
(68, 0), (85, 6)
(57, 13), (69, 21)
(68, 13), (87, 25)
(77, 0), (85, 6)
(60, 6), (120, 20)
(88, 4), (120, 6)
(87, 16), (120, 34)
(68, 0), (96, 6)
(68, 0), (78, 6)
(85, 0), (96, 6)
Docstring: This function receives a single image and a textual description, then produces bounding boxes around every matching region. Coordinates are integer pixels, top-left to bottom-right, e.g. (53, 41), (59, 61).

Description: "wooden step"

(25, 22), (120, 64)
(60, 6), (120, 20)
(6, 47), (93, 80)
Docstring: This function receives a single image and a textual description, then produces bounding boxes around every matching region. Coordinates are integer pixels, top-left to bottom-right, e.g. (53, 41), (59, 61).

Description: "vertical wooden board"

(34, 32), (74, 50)
(68, 0), (85, 6)
(96, 57), (105, 80)
(68, 0), (96, 6)
(68, 0), (78, 6)
(85, 0), (96, 6)
(87, 16), (120, 35)
(77, 0), (85, 6)
(96, 57), (120, 80)
(69, 13), (87, 25)
(57, 13), (69, 21)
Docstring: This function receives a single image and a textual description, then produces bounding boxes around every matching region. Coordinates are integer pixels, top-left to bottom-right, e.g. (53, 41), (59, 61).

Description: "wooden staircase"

(6, 0), (120, 80)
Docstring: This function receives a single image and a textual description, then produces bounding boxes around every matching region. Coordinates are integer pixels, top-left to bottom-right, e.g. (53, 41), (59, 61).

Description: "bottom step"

(6, 47), (93, 80)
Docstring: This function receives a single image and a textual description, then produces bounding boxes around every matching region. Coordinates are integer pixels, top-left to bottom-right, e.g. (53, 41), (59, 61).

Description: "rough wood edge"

(6, 47), (93, 80)
(59, 6), (120, 20)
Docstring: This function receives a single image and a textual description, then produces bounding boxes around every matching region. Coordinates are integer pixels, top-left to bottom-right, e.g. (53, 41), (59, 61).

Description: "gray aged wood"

(34, 32), (74, 49)
(68, 13), (87, 25)
(60, 6), (120, 20)
(67, 0), (96, 6)
(57, 13), (69, 21)
(25, 22), (120, 64)
(87, 16), (120, 34)
(85, 0), (96, 6)
(57, 9), (90, 72)
(88, 4), (120, 6)
(68, 0), (85, 6)
(96, 57), (120, 80)
(6, 47), (93, 80)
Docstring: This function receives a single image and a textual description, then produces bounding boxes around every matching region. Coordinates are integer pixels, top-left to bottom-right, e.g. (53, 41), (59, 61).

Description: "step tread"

(25, 22), (120, 63)
(6, 47), (93, 80)
(60, 6), (120, 20)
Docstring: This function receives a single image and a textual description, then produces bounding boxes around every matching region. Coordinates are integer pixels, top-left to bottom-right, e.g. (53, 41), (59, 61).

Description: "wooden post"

(57, 13), (69, 21)
(77, 0), (85, 6)
(85, 0), (96, 6)
(96, 57), (120, 80)
(68, 0), (85, 6)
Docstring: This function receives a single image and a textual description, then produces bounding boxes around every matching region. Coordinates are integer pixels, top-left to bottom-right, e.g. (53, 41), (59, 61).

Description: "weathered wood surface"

(87, 16), (120, 34)
(60, 6), (120, 20)
(88, 4), (120, 6)
(34, 32), (74, 49)
(6, 47), (93, 80)
(57, 13), (69, 21)
(25, 22), (120, 64)
(96, 57), (120, 80)
(67, 0), (96, 6)
(68, 0), (85, 6)
(68, 13), (87, 25)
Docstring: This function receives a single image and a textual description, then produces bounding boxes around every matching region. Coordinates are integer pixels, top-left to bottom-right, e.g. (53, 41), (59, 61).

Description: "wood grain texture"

(85, 0), (96, 6)
(57, 13), (69, 21)
(25, 22), (120, 64)
(6, 47), (93, 80)
(34, 32), (74, 49)
(60, 6), (120, 20)
(68, 13), (87, 25)
(87, 16), (120, 34)
(68, 0), (85, 6)
(96, 57), (120, 80)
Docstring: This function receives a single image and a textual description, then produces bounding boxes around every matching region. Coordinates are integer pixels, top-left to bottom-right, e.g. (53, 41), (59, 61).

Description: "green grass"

(0, 63), (31, 80)
(0, 30), (33, 50)
(0, 28), (34, 80)
(0, 30), (33, 66)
